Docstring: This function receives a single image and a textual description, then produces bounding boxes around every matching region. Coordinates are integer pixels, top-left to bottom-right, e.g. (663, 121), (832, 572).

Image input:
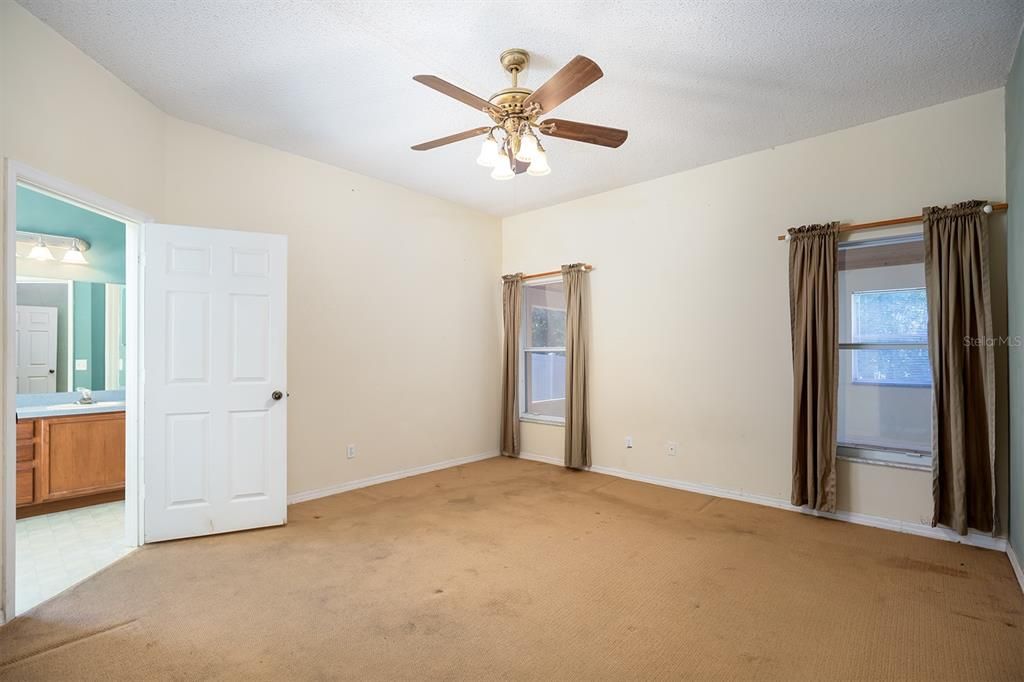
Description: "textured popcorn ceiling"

(17, 0), (1024, 217)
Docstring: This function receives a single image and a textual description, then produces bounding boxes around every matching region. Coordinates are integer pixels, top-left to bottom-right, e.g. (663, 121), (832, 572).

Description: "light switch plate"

(75, 359), (88, 371)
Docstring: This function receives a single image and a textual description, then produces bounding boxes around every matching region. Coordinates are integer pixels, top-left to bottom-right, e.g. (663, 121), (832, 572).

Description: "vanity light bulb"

(28, 237), (55, 261)
(62, 242), (88, 265)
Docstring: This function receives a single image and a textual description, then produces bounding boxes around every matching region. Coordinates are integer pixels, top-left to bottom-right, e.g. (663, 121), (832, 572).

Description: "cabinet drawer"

(17, 441), (34, 463)
(16, 465), (34, 506)
(16, 420), (35, 442)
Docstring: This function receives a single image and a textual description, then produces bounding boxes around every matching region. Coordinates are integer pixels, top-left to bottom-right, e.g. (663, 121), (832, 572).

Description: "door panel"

(143, 224), (287, 542)
(16, 306), (58, 393)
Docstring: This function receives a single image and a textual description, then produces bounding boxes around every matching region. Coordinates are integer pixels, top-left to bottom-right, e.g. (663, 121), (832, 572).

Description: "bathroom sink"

(42, 401), (124, 410)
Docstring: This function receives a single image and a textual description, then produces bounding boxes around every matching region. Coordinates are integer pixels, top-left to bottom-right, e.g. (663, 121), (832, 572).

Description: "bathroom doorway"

(2, 162), (148, 619)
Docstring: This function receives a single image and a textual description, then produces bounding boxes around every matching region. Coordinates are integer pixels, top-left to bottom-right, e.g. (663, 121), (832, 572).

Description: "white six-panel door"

(143, 224), (287, 542)
(16, 305), (58, 394)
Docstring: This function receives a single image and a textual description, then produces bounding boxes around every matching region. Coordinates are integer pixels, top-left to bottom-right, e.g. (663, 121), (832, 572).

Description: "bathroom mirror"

(15, 278), (126, 395)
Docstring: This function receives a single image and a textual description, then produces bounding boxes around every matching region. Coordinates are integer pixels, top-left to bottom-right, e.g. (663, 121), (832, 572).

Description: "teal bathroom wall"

(1007, 30), (1024, 571)
(71, 281), (106, 391)
(16, 185), (126, 284)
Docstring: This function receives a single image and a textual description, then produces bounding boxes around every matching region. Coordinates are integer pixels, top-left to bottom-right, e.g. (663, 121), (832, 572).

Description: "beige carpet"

(0, 457), (1021, 680)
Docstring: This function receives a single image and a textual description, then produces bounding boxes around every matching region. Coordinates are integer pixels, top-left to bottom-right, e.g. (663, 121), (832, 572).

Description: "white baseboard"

(287, 450), (498, 505)
(519, 452), (1007, 552)
(1008, 544), (1024, 594)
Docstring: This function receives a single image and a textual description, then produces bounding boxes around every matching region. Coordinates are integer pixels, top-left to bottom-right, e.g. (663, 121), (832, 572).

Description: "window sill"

(837, 444), (931, 472)
(520, 414), (565, 427)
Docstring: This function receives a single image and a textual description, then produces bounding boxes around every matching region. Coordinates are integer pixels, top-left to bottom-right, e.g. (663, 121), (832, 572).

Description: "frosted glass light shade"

(476, 136), (499, 167)
(62, 243), (88, 264)
(515, 131), (538, 163)
(490, 157), (515, 180)
(526, 149), (551, 176)
(28, 237), (55, 261)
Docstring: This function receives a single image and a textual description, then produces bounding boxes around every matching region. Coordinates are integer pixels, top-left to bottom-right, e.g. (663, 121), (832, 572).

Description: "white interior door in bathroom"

(15, 305), (58, 394)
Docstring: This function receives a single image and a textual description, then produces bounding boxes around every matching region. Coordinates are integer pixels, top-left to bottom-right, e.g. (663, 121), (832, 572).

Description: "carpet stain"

(883, 557), (969, 577)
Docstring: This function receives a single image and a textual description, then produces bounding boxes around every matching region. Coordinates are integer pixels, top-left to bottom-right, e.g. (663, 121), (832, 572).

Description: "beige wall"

(0, 0), (502, 609)
(161, 118), (501, 494)
(503, 89), (1008, 527)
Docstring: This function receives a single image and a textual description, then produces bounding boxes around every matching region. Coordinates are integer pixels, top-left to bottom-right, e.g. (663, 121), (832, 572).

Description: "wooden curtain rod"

(517, 264), (594, 281)
(775, 202), (1008, 241)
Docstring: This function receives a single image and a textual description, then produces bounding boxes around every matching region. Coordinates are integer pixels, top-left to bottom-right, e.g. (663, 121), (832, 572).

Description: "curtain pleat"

(923, 201), (996, 535)
(788, 222), (839, 512)
(562, 264), (591, 469)
(500, 274), (523, 457)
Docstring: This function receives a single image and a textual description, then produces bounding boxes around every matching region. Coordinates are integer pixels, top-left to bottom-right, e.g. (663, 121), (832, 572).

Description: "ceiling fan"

(411, 49), (628, 180)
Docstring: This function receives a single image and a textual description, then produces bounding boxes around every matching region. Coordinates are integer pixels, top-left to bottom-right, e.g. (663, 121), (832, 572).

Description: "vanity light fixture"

(17, 231), (91, 265)
(28, 236), (55, 261)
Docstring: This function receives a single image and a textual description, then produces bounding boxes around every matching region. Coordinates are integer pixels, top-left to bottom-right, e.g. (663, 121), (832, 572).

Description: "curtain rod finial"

(983, 203), (993, 214)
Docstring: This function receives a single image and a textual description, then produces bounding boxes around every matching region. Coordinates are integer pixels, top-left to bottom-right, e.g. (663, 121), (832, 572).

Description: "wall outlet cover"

(666, 441), (679, 456)
(75, 359), (88, 371)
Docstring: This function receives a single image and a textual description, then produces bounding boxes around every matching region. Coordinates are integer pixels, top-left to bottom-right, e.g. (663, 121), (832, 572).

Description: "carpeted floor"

(0, 456), (1021, 680)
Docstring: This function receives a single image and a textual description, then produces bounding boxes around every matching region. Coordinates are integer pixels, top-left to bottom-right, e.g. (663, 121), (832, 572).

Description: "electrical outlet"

(666, 441), (678, 457)
(346, 444), (356, 459)
(625, 436), (633, 449)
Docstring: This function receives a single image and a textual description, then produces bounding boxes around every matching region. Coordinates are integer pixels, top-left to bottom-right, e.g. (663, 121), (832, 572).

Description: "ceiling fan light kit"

(412, 49), (628, 180)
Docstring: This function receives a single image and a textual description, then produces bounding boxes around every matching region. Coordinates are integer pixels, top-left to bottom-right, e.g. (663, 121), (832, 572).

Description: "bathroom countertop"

(16, 390), (126, 420)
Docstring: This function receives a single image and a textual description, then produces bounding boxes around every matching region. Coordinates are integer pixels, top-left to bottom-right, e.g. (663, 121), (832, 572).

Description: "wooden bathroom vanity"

(16, 410), (125, 518)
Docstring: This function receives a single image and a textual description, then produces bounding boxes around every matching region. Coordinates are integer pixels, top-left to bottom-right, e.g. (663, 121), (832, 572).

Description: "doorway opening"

(3, 163), (147, 620)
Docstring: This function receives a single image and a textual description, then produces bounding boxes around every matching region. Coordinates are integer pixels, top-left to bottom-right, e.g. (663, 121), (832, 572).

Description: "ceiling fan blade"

(411, 126), (491, 151)
(540, 119), (628, 148)
(413, 75), (499, 116)
(522, 56), (603, 115)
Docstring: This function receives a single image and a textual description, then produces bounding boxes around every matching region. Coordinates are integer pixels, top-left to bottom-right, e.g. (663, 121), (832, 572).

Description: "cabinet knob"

(272, 391), (284, 401)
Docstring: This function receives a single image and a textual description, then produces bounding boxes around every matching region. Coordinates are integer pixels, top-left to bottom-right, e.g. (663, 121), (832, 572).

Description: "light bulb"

(476, 135), (499, 167)
(527, 148), (551, 176)
(28, 236), (55, 261)
(515, 130), (538, 163)
(490, 157), (515, 180)
(62, 242), (88, 265)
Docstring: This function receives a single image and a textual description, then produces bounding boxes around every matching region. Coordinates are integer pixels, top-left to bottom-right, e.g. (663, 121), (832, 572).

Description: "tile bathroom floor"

(15, 501), (133, 615)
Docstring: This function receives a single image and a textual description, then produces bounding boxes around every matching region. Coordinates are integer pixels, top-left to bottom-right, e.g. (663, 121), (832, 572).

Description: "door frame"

(1, 159), (153, 623)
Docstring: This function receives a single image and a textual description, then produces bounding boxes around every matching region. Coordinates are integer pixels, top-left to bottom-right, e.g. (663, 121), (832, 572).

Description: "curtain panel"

(787, 222), (839, 512)
(500, 273), (523, 457)
(562, 264), (591, 469)
(923, 201), (997, 535)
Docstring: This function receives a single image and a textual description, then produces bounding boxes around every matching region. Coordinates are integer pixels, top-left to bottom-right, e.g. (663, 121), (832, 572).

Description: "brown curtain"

(500, 274), (523, 457)
(562, 264), (591, 469)
(923, 201), (996, 535)
(787, 222), (839, 512)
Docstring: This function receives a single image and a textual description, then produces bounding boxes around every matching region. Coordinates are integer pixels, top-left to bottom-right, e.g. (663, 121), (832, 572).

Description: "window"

(851, 288), (930, 386)
(521, 280), (566, 422)
(837, 237), (932, 466)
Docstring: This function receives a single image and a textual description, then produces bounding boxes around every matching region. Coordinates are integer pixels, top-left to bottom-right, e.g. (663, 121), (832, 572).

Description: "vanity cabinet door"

(39, 412), (126, 500)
